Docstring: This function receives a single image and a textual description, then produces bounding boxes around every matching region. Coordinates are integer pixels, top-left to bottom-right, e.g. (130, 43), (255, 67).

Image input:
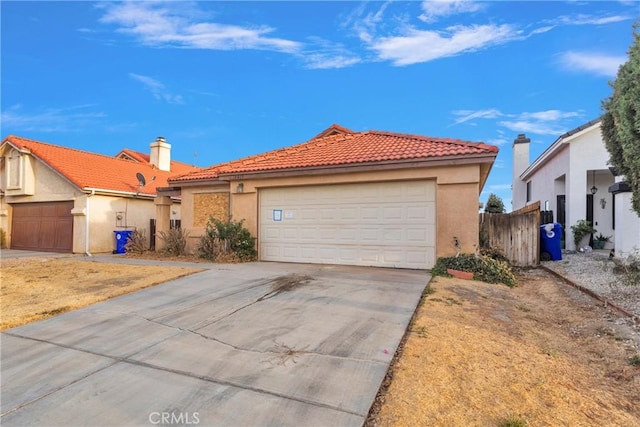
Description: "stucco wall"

(613, 189), (640, 258)
(180, 163), (483, 258)
(1, 158), (82, 248)
(514, 125), (615, 250)
(566, 128), (615, 249)
(82, 195), (158, 253)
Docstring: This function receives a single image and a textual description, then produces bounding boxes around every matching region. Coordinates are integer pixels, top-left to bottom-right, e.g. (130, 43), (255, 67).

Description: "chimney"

(512, 134), (531, 210)
(513, 134), (530, 176)
(150, 136), (171, 171)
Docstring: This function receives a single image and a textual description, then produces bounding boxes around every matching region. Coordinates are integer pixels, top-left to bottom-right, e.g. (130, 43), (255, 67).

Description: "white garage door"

(259, 181), (436, 269)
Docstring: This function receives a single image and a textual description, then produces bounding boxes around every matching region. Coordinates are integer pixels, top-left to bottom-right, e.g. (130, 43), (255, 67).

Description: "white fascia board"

(520, 120), (601, 181)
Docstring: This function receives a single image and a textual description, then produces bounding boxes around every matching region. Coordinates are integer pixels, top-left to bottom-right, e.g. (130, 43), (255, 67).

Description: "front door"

(586, 194), (594, 247)
(557, 195), (566, 248)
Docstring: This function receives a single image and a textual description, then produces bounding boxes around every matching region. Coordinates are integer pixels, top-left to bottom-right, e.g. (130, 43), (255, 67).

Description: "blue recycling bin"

(540, 223), (562, 261)
(114, 230), (133, 254)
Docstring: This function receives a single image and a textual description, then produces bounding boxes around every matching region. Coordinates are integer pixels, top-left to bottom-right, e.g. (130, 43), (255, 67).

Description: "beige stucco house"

(159, 125), (498, 269)
(0, 135), (199, 253)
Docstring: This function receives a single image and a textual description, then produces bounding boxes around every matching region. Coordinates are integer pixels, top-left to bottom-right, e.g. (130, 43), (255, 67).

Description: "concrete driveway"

(1, 261), (429, 426)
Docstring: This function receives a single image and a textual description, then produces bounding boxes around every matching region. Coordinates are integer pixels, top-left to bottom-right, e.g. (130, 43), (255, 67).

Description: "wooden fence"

(479, 202), (541, 267)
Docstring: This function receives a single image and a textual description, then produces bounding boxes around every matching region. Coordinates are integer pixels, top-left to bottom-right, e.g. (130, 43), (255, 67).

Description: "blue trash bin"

(540, 223), (562, 261)
(114, 230), (133, 254)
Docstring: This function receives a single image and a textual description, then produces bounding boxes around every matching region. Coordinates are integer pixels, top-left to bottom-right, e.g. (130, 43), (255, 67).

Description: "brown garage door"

(11, 202), (74, 252)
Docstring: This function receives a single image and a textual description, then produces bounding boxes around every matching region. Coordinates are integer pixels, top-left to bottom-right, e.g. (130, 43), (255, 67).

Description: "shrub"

(613, 249), (640, 286)
(570, 219), (596, 248)
(0, 228), (6, 249)
(431, 253), (517, 287)
(479, 246), (510, 264)
(158, 228), (189, 256)
(198, 217), (257, 262)
(124, 229), (148, 254)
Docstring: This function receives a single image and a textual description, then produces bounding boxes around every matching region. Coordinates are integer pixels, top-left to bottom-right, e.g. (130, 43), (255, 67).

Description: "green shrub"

(431, 253), (517, 287)
(198, 217), (257, 262)
(570, 219), (596, 248)
(158, 228), (189, 256)
(499, 413), (529, 427)
(0, 228), (6, 249)
(124, 229), (148, 254)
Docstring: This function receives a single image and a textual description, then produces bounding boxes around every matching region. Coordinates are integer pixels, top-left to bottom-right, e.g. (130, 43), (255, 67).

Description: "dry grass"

(0, 257), (204, 330)
(369, 269), (640, 427)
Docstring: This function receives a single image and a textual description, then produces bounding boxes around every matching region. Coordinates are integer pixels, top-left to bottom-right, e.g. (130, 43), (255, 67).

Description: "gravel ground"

(542, 251), (640, 319)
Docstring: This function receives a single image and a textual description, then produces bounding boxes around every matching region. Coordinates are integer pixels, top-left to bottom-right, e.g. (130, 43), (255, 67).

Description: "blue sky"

(2, 1), (637, 209)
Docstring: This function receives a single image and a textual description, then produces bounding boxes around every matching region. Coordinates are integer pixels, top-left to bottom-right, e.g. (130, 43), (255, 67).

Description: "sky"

(1, 1), (638, 210)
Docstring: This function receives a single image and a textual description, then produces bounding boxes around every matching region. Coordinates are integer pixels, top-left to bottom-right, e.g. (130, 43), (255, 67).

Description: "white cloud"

(99, 1), (301, 53)
(452, 108), (502, 125)
(451, 106), (584, 136)
(519, 110), (581, 121)
(419, 0), (484, 23)
(1, 104), (106, 132)
(305, 54), (361, 70)
(498, 120), (568, 136)
(558, 51), (625, 77)
(370, 24), (520, 66)
(555, 14), (631, 26)
(489, 184), (512, 191)
(303, 37), (361, 69)
(486, 137), (509, 146)
(129, 73), (184, 104)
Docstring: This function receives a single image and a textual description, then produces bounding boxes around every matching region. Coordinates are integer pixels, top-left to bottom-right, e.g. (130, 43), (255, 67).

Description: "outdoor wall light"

(600, 198), (607, 209)
(590, 170), (598, 195)
(236, 183), (244, 193)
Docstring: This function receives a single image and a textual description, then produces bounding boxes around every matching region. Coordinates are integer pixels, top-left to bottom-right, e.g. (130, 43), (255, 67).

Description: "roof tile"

(2, 135), (200, 195)
(172, 125), (498, 182)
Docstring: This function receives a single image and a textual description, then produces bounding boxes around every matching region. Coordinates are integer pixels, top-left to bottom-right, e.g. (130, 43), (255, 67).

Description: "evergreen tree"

(484, 193), (506, 213)
(601, 23), (640, 215)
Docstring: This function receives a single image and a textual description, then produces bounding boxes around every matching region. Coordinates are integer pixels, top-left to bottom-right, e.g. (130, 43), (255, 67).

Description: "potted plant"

(593, 233), (612, 250)
(570, 220), (597, 249)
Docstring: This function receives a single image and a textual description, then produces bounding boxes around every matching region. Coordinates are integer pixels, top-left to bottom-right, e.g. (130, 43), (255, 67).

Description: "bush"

(0, 228), (6, 249)
(570, 219), (596, 248)
(198, 217), (257, 262)
(431, 253), (518, 287)
(158, 228), (189, 256)
(124, 229), (148, 254)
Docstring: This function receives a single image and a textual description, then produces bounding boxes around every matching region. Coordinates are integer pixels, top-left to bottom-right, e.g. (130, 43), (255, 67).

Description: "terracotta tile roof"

(116, 149), (150, 163)
(171, 125), (498, 182)
(115, 148), (198, 173)
(2, 135), (200, 195)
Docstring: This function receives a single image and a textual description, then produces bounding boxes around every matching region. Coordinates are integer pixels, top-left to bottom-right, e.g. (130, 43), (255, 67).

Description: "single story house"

(0, 135), (199, 253)
(512, 118), (640, 256)
(158, 124), (498, 269)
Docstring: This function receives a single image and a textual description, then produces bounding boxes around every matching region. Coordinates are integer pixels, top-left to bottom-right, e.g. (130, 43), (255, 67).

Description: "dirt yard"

(368, 269), (640, 426)
(0, 257), (204, 330)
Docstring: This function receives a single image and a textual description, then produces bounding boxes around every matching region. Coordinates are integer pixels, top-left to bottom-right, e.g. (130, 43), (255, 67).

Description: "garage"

(259, 180), (436, 269)
(11, 202), (73, 252)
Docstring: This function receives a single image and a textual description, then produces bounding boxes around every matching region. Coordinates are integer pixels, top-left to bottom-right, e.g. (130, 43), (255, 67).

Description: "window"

(7, 149), (22, 189)
(526, 181), (532, 203)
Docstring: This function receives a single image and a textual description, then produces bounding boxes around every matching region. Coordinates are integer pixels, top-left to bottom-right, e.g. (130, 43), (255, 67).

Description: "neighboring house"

(512, 118), (640, 256)
(0, 135), (199, 253)
(158, 124), (498, 269)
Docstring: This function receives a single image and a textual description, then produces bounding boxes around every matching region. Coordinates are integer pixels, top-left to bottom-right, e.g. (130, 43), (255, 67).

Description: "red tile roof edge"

(2, 135), (201, 194)
(168, 126), (498, 183)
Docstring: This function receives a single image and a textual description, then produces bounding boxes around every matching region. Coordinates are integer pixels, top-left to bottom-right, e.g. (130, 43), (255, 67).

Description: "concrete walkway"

(1, 261), (429, 426)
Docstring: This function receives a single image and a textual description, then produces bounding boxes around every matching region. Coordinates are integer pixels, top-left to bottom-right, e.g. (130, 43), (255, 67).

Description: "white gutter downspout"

(85, 190), (94, 256)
